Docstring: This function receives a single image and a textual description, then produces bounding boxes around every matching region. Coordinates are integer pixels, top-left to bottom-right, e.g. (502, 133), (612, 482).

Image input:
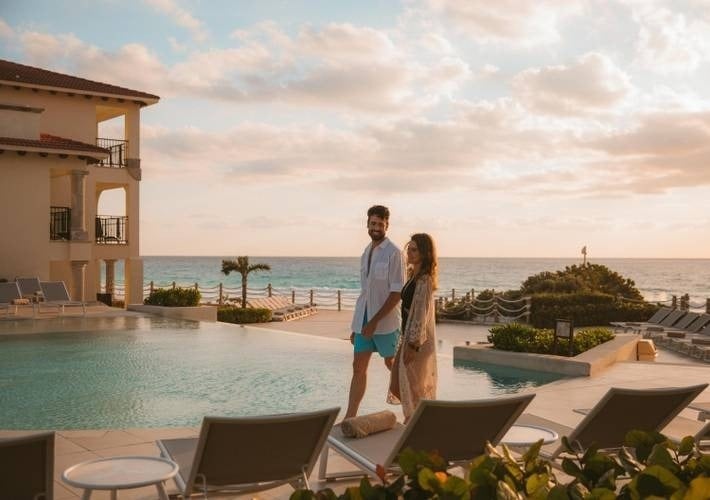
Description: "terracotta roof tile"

(0, 59), (159, 102)
(0, 133), (109, 155)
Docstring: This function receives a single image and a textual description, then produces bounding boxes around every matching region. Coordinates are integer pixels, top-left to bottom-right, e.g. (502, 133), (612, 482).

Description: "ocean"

(107, 257), (710, 307)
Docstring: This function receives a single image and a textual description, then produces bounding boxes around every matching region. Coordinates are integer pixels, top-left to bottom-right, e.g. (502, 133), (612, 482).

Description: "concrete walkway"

(2, 309), (709, 498)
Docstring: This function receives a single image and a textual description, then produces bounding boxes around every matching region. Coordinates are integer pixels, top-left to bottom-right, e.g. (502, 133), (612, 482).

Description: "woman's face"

(406, 240), (421, 266)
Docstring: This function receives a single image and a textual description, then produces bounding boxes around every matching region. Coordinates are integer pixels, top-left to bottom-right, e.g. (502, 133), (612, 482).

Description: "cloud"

(632, 5), (710, 74)
(512, 52), (632, 116)
(0, 18), (14, 39)
(143, 0), (209, 42)
(425, 0), (583, 47)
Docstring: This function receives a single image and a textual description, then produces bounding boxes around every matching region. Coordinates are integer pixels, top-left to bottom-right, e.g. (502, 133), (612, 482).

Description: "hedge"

(218, 306), (272, 324)
(530, 292), (659, 328)
(487, 322), (614, 356)
(143, 287), (201, 307)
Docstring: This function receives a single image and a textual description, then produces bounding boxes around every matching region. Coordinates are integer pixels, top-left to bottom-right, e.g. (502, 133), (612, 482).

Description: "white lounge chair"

(38, 281), (86, 315)
(319, 394), (535, 481)
(157, 407), (338, 497)
(516, 383), (708, 460)
(0, 431), (54, 500)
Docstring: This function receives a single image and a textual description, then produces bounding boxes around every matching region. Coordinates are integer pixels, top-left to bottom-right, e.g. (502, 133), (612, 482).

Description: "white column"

(105, 259), (116, 295)
(125, 258), (144, 305)
(70, 169), (89, 241)
(70, 260), (88, 301)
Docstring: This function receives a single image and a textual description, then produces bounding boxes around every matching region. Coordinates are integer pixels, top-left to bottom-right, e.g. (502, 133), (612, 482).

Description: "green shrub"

(292, 431), (710, 499)
(530, 292), (659, 328)
(218, 306), (272, 324)
(488, 323), (614, 356)
(143, 287), (201, 307)
(521, 263), (644, 300)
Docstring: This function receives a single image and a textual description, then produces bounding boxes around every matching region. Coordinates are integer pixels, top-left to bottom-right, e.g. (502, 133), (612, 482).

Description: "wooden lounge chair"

(0, 431), (54, 500)
(319, 394), (535, 481)
(156, 407), (338, 497)
(516, 383), (708, 460)
(38, 281), (86, 315)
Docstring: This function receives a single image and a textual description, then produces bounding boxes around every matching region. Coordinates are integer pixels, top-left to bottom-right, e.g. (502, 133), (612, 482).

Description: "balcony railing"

(96, 216), (128, 244)
(96, 138), (127, 168)
(50, 206), (71, 240)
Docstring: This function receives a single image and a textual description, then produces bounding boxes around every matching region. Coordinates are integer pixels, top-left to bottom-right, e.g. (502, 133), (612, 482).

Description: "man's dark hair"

(367, 205), (390, 220)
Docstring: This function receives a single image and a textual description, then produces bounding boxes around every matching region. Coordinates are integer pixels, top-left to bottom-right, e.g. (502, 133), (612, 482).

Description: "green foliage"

(218, 306), (272, 324)
(143, 287), (200, 307)
(521, 264), (643, 300)
(292, 431), (709, 500)
(530, 293), (659, 328)
(221, 256), (271, 308)
(487, 323), (615, 356)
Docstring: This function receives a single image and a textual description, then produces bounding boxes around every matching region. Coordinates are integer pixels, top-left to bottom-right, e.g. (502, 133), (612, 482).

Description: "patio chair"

(0, 431), (54, 500)
(38, 281), (86, 315)
(319, 394), (535, 481)
(156, 407), (338, 497)
(516, 383), (708, 460)
(610, 307), (672, 332)
(16, 277), (42, 300)
(1, 281), (25, 318)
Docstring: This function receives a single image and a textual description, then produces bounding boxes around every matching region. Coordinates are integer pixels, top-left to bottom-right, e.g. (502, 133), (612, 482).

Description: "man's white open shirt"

(351, 237), (404, 335)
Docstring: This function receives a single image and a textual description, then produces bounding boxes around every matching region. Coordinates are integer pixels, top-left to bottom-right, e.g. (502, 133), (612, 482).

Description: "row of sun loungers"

(247, 295), (317, 321)
(0, 278), (87, 318)
(3, 384), (709, 498)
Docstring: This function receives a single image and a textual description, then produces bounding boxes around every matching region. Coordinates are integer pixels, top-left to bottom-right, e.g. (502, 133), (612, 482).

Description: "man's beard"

(369, 229), (385, 242)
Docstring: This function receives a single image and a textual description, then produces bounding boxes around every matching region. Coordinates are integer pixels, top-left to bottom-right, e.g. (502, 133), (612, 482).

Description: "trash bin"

(96, 293), (112, 307)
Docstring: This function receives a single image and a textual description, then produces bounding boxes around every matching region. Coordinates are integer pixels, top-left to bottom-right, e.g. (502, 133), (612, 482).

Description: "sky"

(1, 0), (710, 258)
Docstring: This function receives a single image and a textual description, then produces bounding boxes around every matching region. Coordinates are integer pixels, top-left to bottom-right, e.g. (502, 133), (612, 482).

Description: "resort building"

(0, 59), (159, 305)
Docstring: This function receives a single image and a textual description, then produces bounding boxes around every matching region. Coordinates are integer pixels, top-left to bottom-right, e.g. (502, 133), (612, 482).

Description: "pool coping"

(453, 333), (640, 376)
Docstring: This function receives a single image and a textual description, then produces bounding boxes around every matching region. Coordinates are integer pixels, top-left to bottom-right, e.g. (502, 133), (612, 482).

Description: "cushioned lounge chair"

(16, 277), (42, 300)
(319, 394), (535, 481)
(610, 307), (672, 332)
(516, 383), (708, 460)
(157, 407), (338, 497)
(38, 281), (86, 315)
(248, 295), (316, 322)
(0, 281), (26, 318)
(0, 431), (54, 500)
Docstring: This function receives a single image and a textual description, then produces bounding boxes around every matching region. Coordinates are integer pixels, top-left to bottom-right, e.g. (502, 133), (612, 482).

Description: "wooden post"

(194, 282), (198, 291)
(525, 297), (532, 323)
(291, 290), (296, 304)
(219, 283), (223, 305)
(149, 280), (154, 294)
(337, 290), (342, 311)
(681, 293), (689, 311)
(309, 289), (314, 306)
(267, 283), (272, 297)
(672, 295), (677, 308)
(451, 289), (455, 301)
(706, 298), (710, 314)
(172, 281), (176, 290)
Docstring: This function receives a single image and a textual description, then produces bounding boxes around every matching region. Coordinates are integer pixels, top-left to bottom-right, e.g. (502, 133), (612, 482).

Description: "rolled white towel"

(341, 410), (397, 438)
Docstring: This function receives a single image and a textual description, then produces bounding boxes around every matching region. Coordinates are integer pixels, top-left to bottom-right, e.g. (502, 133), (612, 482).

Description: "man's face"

(367, 215), (388, 242)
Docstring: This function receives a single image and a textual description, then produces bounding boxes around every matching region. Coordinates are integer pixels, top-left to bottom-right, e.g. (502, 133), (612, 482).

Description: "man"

(345, 205), (404, 419)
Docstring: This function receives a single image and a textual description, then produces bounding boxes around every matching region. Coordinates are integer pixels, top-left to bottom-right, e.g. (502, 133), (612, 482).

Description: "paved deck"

(2, 308), (709, 498)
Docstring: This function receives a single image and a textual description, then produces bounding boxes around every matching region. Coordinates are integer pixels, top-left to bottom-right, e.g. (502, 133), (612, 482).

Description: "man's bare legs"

(345, 352), (395, 419)
(345, 351), (373, 419)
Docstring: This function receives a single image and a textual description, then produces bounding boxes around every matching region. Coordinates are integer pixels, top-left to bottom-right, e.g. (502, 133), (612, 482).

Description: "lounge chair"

(38, 281), (86, 315)
(248, 295), (316, 322)
(156, 407), (338, 497)
(0, 281), (24, 317)
(0, 431), (54, 500)
(689, 402), (710, 421)
(16, 277), (42, 300)
(319, 394), (535, 481)
(516, 383), (708, 460)
(610, 307), (672, 332)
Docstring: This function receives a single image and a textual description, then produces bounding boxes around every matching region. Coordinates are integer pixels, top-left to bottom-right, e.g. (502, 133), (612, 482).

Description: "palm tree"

(221, 256), (271, 308)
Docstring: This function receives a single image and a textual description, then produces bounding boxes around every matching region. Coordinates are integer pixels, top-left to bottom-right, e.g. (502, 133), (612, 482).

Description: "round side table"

(62, 455), (178, 500)
(500, 424), (559, 447)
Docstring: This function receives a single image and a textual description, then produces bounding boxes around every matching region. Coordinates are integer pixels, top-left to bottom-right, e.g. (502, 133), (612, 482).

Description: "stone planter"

(127, 304), (217, 322)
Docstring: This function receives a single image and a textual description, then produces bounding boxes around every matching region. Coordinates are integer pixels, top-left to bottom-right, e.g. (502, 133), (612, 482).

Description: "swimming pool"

(0, 317), (565, 429)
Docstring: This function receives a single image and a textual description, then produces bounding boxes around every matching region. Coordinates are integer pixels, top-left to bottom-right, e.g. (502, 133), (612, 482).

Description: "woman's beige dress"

(387, 274), (437, 420)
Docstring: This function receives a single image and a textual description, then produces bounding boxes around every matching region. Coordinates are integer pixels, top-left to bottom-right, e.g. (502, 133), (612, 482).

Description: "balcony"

(96, 216), (127, 244)
(96, 138), (127, 168)
(50, 206), (71, 240)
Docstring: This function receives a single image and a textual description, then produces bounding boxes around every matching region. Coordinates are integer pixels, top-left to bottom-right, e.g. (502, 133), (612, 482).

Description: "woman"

(388, 233), (438, 421)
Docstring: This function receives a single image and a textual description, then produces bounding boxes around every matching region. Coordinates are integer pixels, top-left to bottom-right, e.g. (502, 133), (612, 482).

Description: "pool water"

(0, 317), (566, 429)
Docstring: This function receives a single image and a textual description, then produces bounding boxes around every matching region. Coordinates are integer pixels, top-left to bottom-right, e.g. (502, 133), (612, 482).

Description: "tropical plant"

(521, 264), (643, 300)
(144, 287), (200, 307)
(221, 256), (271, 308)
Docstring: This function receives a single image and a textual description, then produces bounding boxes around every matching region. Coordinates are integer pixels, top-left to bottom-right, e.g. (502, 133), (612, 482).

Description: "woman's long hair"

(406, 233), (438, 290)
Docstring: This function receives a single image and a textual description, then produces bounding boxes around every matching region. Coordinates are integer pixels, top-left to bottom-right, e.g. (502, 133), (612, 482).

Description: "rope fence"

(105, 282), (710, 318)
